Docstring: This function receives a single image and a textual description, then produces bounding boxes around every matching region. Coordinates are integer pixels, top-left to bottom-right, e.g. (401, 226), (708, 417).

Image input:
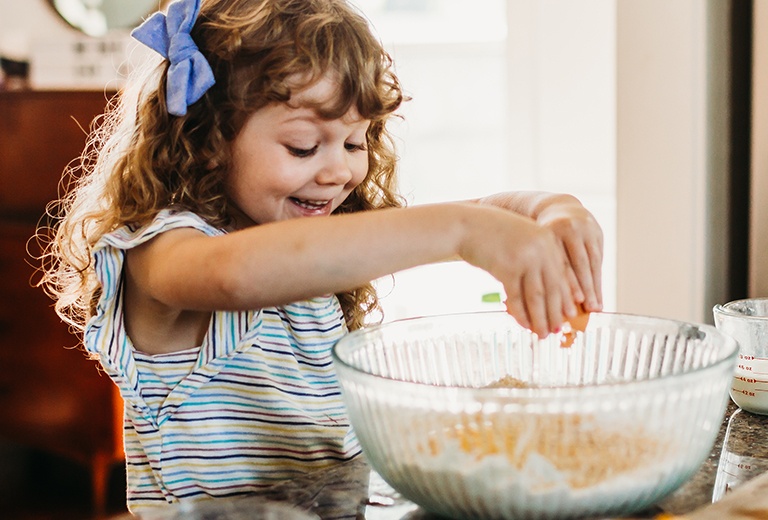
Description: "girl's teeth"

(294, 198), (328, 209)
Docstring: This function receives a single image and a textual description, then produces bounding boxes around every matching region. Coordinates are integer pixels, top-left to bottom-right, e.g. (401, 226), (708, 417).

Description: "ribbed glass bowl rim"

(332, 310), (739, 397)
(714, 297), (768, 321)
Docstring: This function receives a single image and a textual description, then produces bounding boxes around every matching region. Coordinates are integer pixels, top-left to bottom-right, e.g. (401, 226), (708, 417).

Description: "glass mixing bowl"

(332, 311), (738, 520)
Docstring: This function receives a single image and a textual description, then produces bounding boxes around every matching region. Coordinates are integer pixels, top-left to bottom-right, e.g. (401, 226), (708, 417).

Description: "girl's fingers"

(562, 238), (602, 311)
(522, 275), (547, 337)
(522, 271), (562, 338)
(586, 239), (603, 309)
(545, 278), (566, 336)
(564, 240), (593, 306)
(504, 284), (530, 331)
(566, 264), (583, 306)
(507, 269), (575, 337)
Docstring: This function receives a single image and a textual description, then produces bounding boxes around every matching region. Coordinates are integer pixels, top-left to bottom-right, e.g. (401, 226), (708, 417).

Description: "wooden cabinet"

(0, 90), (124, 514)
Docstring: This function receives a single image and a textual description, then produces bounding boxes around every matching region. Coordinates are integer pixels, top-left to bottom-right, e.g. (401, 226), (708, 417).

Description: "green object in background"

(481, 292), (502, 303)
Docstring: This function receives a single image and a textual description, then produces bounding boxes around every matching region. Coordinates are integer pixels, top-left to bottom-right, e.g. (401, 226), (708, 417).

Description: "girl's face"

(226, 76), (371, 227)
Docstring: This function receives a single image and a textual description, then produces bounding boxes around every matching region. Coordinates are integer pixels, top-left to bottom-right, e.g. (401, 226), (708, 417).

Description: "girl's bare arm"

(126, 201), (576, 338)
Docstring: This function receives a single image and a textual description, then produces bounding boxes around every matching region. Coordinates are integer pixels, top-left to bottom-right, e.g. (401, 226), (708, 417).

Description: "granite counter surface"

(125, 401), (768, 520)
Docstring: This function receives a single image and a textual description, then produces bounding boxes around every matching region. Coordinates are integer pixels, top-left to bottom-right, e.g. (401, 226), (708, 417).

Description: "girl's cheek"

(354, 159), (370, 186)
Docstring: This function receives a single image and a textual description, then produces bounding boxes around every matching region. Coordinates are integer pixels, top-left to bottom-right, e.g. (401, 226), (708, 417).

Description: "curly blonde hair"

(39, 0), (405, 335)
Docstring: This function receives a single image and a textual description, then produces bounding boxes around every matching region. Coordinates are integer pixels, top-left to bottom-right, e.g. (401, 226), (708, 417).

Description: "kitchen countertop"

(659, 401), (768, 514)
(125, 401), (768, 520)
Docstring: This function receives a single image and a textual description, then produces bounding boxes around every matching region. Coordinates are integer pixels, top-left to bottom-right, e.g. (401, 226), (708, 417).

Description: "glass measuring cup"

(713, 298), (768, 415)
(712, 407), (768, 501)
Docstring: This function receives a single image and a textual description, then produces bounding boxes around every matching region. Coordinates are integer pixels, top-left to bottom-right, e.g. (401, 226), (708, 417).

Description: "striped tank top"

(85, 209), (360, 513)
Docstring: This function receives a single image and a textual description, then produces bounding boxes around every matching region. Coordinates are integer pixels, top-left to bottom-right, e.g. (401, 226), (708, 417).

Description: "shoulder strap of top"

(85, 210), (225, 415)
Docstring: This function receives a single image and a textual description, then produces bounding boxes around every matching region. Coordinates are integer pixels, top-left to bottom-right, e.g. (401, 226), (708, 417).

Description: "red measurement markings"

(734, 375), (768, 384)
(731, 388), (768, 395)
(736, 355), (768, 375)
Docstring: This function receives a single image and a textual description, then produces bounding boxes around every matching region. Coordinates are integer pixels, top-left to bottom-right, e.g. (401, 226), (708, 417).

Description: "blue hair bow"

(131, 0), (215, 116)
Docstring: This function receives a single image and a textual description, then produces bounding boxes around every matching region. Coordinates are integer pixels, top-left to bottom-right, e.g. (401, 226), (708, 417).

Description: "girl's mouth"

(290, 197), (332, 213)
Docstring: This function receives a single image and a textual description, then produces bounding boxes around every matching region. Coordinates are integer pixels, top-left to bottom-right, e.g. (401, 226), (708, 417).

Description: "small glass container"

(714, 298), (768, 415)
(713, 407), (768, 501)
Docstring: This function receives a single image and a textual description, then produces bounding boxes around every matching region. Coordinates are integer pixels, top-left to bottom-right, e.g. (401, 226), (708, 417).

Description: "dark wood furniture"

(0, 90), (124, 515)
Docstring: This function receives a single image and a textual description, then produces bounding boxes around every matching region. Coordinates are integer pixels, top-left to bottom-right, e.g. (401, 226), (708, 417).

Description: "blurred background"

(0, 0), (766, 518)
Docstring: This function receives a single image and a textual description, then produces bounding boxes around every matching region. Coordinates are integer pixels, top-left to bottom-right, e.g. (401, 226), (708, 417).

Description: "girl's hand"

(457, 205), (578, 338)
(534, 197), (603, 312)
(536, 197), (603, 312)
(476, 192), (604, 313)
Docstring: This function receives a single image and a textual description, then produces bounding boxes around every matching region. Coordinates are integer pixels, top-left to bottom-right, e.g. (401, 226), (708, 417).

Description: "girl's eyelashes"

(285, 142), (367, 157)
(286, 145), (319, 158)
(345, 142), (367, 152)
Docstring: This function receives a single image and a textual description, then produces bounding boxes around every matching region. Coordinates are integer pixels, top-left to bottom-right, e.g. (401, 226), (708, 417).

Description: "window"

(355, 0), (616, 322)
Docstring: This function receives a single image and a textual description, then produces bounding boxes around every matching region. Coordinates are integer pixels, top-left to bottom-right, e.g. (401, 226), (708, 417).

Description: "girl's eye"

(345, 142), (367, 153)
(286, 145), (318, 158)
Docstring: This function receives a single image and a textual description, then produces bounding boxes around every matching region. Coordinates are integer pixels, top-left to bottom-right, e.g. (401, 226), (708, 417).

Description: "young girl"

(40, 0), (603, 512)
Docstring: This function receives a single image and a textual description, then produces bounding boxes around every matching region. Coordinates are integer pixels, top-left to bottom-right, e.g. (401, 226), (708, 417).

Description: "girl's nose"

(316, 149), (354, 185)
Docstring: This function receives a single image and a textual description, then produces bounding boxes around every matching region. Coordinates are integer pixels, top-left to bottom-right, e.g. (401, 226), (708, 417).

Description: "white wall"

(616, 0), (730, 324)
(0, 0), (75, 59)
(0, 1), (141, 90)
(616, 1), (708, 322)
